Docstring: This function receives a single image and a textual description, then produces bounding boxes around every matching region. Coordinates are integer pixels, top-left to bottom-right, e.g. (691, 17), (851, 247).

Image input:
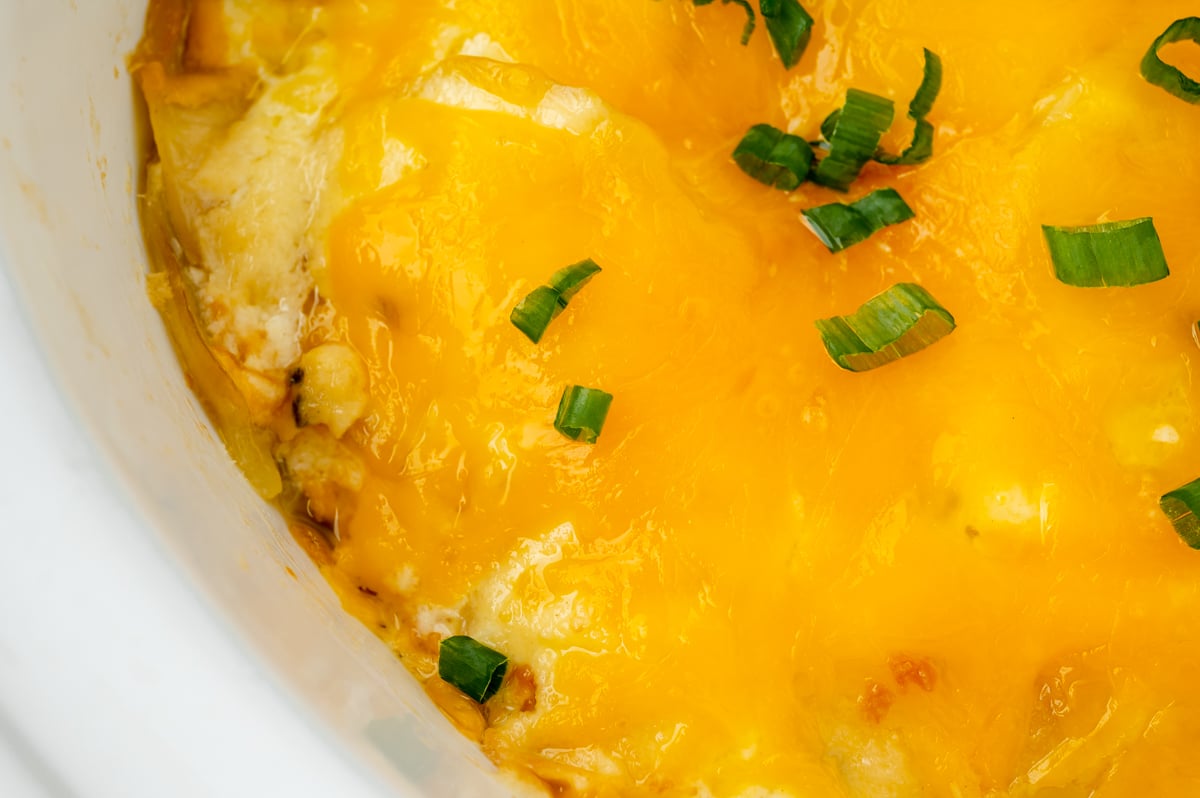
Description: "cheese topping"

(135, 1), (1200, 795)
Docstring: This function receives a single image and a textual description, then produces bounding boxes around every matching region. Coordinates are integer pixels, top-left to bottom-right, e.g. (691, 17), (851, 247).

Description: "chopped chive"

(758, 0), (814, 69)
(438, 636), (508, 703)
(548, 258), (602, 303)
(510, 259), (603, 343)
(554, 385), (613, 444)
(732, 123), (814, 190)
(693, 0), (813, 63)
(813, 89), (895, 192)
(1041, 218), (1169, 287)
(510, 286), (564, 344)
(730, 0), (756, 43)
(815, 283), (955, 372)
(852, 189), (917, 227)
(1161, 478), (1200, 548)
(1141, 18), (1200, 103)
(905, 49), (942, 120)
(693, 0), (756, 45)
(874, 49), (943, 166)
(801, 188), (915, 253)
(819, 109), (840, 144)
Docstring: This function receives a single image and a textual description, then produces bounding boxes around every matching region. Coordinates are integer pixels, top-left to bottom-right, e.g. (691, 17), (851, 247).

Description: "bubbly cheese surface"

(137, 1), (1200, 795)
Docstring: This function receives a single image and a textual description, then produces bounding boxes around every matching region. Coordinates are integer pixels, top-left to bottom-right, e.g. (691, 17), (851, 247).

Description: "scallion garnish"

(511, 286), (565, 344)
(693, 0), (813, 67)
(548, 258), (603, 303)
(554, 385), (613, 444)
(732, 123), (814, 190)
(815, 283), (955, 372)
(438, 635), (508, 703)
(1041, 218), (1169, 287)
(874, 49), (943, 166)
(812, 89), (895, 192)
(510, 259), (602, 343)
(801, 188), (915, 253)
(759, 0), (814, 69)
(693, 0), (756, 45)
(1160, 478), (1200, 548)
(818, 109), (840, 145)
(1141, 18), (1200, 104)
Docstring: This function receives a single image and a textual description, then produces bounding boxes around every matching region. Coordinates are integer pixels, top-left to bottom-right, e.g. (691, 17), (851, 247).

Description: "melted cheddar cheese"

(136, 1), (1200, 795)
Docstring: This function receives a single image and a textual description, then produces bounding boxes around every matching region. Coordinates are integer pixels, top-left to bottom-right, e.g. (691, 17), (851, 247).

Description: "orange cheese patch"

(168, 0), (1200, 794)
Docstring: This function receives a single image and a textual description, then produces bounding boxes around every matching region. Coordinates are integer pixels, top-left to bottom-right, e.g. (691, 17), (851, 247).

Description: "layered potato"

(134, 1), (1200, 795)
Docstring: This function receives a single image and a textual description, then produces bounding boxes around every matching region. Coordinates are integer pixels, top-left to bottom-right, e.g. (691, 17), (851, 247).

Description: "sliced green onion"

(730, 0), (756, 43)
(510, 259), (603, 343)
(874, 49), (943, 166)
(1160, 478), (1200, 548)
(1141, 18), (1200, 103)
(438, 636), (508, 703)
(852, 189), (917, 227)
(510, 286), (564, 344)
(813, 89), (895, 192)
(693, 0), (813, 62)
(905, 48), (942, 120)
(693, 0), (756, 45)
(818, 109), (840, 144)
(815, 283), (955, 372)
(879, 119), (934, 165)
(548, 258), (602, 303)
(801, 188), (915, 253)
(554, 385), (613, 444)
(732, 123), (814, 190)
(1041, 218), (1169, 287)
(758, 0), (814, 69)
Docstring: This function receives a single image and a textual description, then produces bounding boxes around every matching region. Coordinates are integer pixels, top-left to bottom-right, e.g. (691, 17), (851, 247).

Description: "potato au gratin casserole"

(133, 0), (1200, 794)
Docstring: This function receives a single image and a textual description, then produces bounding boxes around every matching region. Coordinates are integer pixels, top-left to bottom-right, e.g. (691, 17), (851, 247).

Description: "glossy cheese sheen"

(169, 1), (1200, 795)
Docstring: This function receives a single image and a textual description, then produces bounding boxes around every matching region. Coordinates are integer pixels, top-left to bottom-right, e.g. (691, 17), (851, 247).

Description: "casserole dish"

(0, 2), (505, 794)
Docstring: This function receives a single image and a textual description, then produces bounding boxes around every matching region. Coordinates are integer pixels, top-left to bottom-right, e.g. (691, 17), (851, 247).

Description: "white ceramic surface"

(0, 2), (508, 795)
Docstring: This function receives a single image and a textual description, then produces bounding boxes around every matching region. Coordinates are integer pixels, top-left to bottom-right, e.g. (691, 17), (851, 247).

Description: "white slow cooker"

(0, 3), (507, 795)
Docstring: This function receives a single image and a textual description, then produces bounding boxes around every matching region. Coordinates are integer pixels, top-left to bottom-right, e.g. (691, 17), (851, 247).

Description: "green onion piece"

(878, 119), (934, 165)
(1141, 18), (1200, 103)
(510, 286), (565, 344)
(554, 385), (613, 444)
(815, 283), (955, 372)
(1041, 218), (1169, 287)
(732, 124), (814, 190)
(510, 260), (603, 343)
(548, 258), (602, 303)
(729, 0), (756, 43)
(905, 48), (942, 120)
(801, 188), (915, 253)
(1160, 478), (1200, 548)
(438, 636), (508, 703)
(693, 0), (756, 45)
(819, 109), (840, 144)
(874, 49), (943, 166)
(758, 0), (814, 69)
(813, 89), (895, 192)
(852, 188), (917, 227)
